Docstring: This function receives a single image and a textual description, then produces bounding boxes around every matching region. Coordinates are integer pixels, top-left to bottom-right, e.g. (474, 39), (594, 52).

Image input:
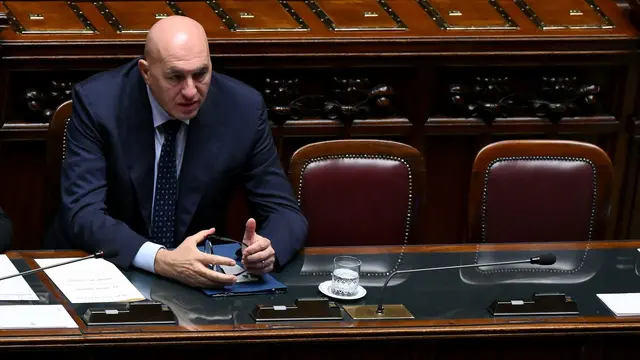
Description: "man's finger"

(186, 228), (215, 246)
(252, 257), (275, 269)
(190, 273), (220, 288)
(243, 248), (273, 263)
(243, 244), (275, 264)
(244, 237), (269, 256)
(245, 257), (275, 274)
(196, 264), (237, 285)
(197, 253), (236, 267)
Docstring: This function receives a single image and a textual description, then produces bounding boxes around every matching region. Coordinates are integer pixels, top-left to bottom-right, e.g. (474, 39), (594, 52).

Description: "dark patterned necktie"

(150, 120), (182, 248)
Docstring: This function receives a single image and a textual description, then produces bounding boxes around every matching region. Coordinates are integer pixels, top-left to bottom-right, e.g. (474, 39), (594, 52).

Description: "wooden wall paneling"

(621, 129), (636, 237)
(0, 0), (638, 250)
(623, 120), (640, 238)
(424, 61), (627, 244)
(421, 135), (484, 244)
(0, 140), (47, 250)
(608, 62), (639, 239)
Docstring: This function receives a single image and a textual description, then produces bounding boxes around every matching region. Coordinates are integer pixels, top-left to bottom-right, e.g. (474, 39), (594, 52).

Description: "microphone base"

(82, 301), (177, 326)
(251, 298), (343, 322)
(488, 293), (579, 316)
(343, 304), (414, 320)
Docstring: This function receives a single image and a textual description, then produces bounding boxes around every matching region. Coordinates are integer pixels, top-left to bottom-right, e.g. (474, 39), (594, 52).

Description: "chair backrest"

(45, 100), (73, 222)
(468, 139), (613, 243)
(289, 139), (426, 247)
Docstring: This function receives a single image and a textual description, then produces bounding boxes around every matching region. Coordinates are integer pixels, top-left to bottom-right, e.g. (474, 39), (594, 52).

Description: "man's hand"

(241, 218), (276, 273)
(154, 228), (238, 288)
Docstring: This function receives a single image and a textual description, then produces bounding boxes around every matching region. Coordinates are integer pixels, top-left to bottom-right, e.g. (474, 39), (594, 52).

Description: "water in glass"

(331, 256), (361, 296)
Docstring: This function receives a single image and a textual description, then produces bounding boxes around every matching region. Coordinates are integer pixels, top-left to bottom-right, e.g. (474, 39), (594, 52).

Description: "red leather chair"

(468, 139), (613, 243)
(289, 139), (425, 247)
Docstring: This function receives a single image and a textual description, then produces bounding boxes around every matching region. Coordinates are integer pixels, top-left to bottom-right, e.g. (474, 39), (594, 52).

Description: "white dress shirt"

(131, 86), (190, 273)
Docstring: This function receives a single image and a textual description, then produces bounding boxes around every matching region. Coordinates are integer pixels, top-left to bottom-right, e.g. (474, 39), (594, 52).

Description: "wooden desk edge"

(79, 320), (640, 345)
(301, 240), (640, 255)
(9, 240), (640, 259)
(5, 240), (640, 345)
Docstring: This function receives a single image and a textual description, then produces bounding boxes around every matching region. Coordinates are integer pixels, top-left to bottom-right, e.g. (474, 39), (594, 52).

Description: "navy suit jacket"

(53, 58), (307, 269)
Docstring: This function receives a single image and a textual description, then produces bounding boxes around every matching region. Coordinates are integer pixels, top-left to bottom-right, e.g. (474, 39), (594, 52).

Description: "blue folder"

(199, 243), (287, 297)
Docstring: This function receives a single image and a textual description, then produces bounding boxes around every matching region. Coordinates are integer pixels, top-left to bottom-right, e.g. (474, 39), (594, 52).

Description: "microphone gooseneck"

(0, 249), (117, 282)
(375, 253), (557, 314)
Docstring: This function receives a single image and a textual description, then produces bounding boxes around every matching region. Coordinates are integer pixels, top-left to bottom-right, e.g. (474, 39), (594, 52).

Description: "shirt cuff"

(131, 241), (165, 273)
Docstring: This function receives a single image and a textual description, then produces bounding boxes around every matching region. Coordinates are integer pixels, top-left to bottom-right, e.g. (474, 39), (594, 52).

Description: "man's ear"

(138, 59), (150, 84)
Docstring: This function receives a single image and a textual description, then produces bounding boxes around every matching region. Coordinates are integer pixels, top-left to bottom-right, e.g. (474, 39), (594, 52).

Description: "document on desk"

(35, 258), (145, 304)
(597, 293), (640, 316)
(0, 304), (77, 329)
(0, 255), (38, 301)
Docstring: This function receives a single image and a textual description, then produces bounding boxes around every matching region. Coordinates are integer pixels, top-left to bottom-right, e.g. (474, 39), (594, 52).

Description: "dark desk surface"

(4, 240), (640, 352)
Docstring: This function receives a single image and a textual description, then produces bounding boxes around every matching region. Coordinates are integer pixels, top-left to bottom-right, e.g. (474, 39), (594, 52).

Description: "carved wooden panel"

(206, 0), (308, 32)
(9, 70), (97, 123)
(22, 80), (73, 123)
(433, 68), (614, 124)
(305, 0), (407, 31)
(12, 68), (401, 125)
(2, 1), (96, 34)
(262, 76), (396, 125)
(94, 1), (183, 33)
(514, 0), (614, 29)
(416, 0), (517, 30)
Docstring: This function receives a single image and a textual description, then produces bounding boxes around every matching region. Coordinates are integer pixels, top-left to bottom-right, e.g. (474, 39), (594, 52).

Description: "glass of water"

(331, 256), (361, 296)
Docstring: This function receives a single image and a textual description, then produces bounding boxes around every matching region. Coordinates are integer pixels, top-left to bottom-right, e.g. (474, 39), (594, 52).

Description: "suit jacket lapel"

(176, 85), (224, 242)
(118, 69), (155, 233)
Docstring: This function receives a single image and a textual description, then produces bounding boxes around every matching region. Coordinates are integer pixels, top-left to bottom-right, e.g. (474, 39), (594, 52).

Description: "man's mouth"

(179, 101), (198, 108)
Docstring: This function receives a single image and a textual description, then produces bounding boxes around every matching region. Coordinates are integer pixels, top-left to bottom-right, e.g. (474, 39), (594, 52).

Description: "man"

(52, 16), (307, 288)
(0, 206), (11, 252)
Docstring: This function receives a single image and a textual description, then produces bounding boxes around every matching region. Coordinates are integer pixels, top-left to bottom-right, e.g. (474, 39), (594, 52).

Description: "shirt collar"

(146, 85), (190, 128)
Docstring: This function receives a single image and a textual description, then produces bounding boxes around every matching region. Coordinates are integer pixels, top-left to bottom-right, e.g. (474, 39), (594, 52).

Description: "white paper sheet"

(35, 258), (145, 304)
(0, 304), (78, 329)
(0, 255), (38, 301)
(597, 293), (640, 316)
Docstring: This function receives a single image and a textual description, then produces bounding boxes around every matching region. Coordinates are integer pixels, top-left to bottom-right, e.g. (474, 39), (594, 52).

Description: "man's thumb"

(243, 218), (256, 241)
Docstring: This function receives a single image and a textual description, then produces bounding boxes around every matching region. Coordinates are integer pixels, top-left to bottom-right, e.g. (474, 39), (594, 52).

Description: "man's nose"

(182, 77), (197, 98)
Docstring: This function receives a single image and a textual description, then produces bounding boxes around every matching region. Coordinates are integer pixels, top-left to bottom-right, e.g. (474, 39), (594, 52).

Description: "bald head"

(138, 16), (212, 121)
(144, 16), (208, 65)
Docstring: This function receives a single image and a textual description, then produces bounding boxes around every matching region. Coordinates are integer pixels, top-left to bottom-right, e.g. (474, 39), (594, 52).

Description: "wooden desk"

(0, 0), (640, 251)
(2, 240), (640, 358)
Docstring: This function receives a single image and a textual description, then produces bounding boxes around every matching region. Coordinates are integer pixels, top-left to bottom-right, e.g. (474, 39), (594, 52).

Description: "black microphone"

(530, 253), (556, 265)
(342, 253), (557, 320)
(0, 249), (119, 282)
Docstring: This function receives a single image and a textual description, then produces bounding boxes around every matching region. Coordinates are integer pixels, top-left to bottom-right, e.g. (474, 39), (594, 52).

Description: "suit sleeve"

(61, 86), (149, 269)
(0, 206), (12, 252)
(243, 99), (308, 267)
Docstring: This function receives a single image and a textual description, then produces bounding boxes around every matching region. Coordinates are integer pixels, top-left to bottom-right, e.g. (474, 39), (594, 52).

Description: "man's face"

(140, 51), (211, 120)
